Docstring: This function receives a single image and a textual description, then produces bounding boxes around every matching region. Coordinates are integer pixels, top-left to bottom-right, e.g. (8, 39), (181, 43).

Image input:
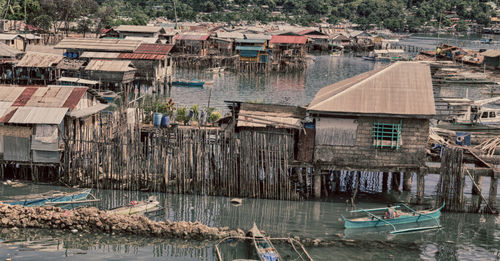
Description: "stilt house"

(306, 62), (435, 172)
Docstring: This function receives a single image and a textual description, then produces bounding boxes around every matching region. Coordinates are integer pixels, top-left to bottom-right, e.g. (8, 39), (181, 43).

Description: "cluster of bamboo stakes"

(436, 146), (466, 212)
(173, 55), (237, 69)
(63, 110), (302, 200)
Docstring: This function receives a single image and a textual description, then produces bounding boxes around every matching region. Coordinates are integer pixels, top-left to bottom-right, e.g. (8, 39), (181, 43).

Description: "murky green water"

(0, 182), (498, 260)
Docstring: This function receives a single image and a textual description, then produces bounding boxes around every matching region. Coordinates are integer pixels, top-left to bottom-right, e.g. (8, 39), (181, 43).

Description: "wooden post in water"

(472, 169), (483, 212)
(416, 169), (425, 204)
(391, 172), (401, 192)
(313, 166), (321, 198)
(488, 174), (498, 213)
(403, 172), (412, 192)
(382, 172), (388, 192)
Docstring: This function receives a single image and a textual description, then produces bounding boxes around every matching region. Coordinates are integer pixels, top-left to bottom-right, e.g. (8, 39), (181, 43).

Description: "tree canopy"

(0, 0), (495, 33)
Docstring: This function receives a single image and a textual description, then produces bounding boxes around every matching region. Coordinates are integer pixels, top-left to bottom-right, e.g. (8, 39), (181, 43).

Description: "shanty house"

(54, 38), (142, 58)
(0, 85), (108, 164)
(114, 25), (165, 39)
(269, 35), (307, 59)
(0, 42), (22, 83)
(117, 44), (173, 94)
(84, 59), (136, 90)
(14, 52), (63, 85)
(306, 62), (435, 171)
(297, 29), (329, 51)
(481, 49), (500, 70)
(0, 34), (24, 51)
(235, 39), (268, 63)
(174, 34), (210, 56)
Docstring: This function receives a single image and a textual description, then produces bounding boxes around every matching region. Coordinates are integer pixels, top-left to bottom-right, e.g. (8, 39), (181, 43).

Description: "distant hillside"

(2, 0), (497, 33)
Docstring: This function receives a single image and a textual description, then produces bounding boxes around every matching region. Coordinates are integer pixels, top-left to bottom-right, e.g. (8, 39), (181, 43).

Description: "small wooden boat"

(109, 196), (160, 216)
(248, 223), (282, 261)
(342, 203), (444, 234)
(172, 79), (205, 87)
(215, 223), (313, 261)
(2, 189), (93, 208)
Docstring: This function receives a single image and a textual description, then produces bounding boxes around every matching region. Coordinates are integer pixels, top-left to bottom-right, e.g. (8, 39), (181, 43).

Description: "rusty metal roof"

(134, 44), (173, 54)
(0, 85), (92, 123)
(270, 35), (307, 44)
(55, 38), (142, 52)
(117, 53), (166, 60)
(179, 34), (210, 41)
(16, 51), (63, 68)
(308, 62), (436, 117)
(85, 59), (136, 72)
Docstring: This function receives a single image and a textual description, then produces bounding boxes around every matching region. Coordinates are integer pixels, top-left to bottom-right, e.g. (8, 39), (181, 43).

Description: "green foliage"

(176, 107), (188, 124)
(0, 0), (493, 31)
(207, 109), (221, 123)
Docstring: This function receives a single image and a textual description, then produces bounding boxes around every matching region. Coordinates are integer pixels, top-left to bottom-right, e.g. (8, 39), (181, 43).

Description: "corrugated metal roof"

(55, 38), (142, 52)
(0, 34), (20, 40)
(124, 36), (160, 43)
(216, 32), (244, 39)
(134, 44), (173, 54)
(235, 46), (265, 51)
(69, 103), (109, 118)
(308, 62), (436, 117)
(270, 35), (307, 44)
(8, 107), (68, 124)
(244, 33), (272, 40)
(115, 25), (163, 33)
(482, 49), (500, 57)
(179, 34), (209, 41)
(0, 85), (88, 109)
(117, 53), (166, 60)
(85, 59), (136, 72)
(80, 52), (121, 59)
(235, 39), (266, 44)
(56, 59), (86, 70)
(0, 42), (21, 57)
(16, 52), (63, 68)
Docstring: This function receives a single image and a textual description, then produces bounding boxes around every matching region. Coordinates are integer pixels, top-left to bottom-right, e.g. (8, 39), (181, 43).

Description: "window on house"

(490, 111), (496, 118)
(482, 112), (488, 118)
(372, 122), (402, 149)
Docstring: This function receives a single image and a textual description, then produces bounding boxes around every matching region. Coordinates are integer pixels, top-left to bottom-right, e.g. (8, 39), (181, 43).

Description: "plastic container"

(161, 115), (170, 127)
(153, 112), (163, 127)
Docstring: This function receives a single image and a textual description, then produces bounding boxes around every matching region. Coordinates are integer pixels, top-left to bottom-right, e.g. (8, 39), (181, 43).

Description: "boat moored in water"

(1, 189), (94, 209)
(109, 196), (161, 216)
(172, 79), (205, 87)
(343, 203), (444, 234)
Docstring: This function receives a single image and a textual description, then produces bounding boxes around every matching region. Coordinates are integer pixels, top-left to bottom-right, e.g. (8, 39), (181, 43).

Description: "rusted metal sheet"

(0, 107), (17, 123)
(63, 88), (87, 109)
(12, 87), (38, 106)
(134, 44), (173, 54)
(270, 35), (307, 45)
(179, 34), (209, 41)
(117, 53), (165, 60)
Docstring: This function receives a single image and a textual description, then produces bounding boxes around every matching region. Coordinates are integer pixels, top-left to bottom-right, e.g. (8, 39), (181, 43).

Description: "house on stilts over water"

(305, 61), (436, 202)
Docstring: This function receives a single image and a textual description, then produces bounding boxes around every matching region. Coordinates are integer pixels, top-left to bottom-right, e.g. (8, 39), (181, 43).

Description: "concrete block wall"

(314, 117), (429, 168)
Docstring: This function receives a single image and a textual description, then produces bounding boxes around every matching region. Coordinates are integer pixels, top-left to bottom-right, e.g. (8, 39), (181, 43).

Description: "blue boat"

(2, 189), (93, 209)
(172, 79), (205, 87)
(343, 203), (444, 234)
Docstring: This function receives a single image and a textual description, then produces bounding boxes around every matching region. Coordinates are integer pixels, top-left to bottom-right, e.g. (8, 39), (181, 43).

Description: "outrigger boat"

(109, 196), (161, 216)
(172, 79), (205, 87)
(215, 223), (313, 261)
(1, 189), (95, 209)
(342, 203), (444, 234)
